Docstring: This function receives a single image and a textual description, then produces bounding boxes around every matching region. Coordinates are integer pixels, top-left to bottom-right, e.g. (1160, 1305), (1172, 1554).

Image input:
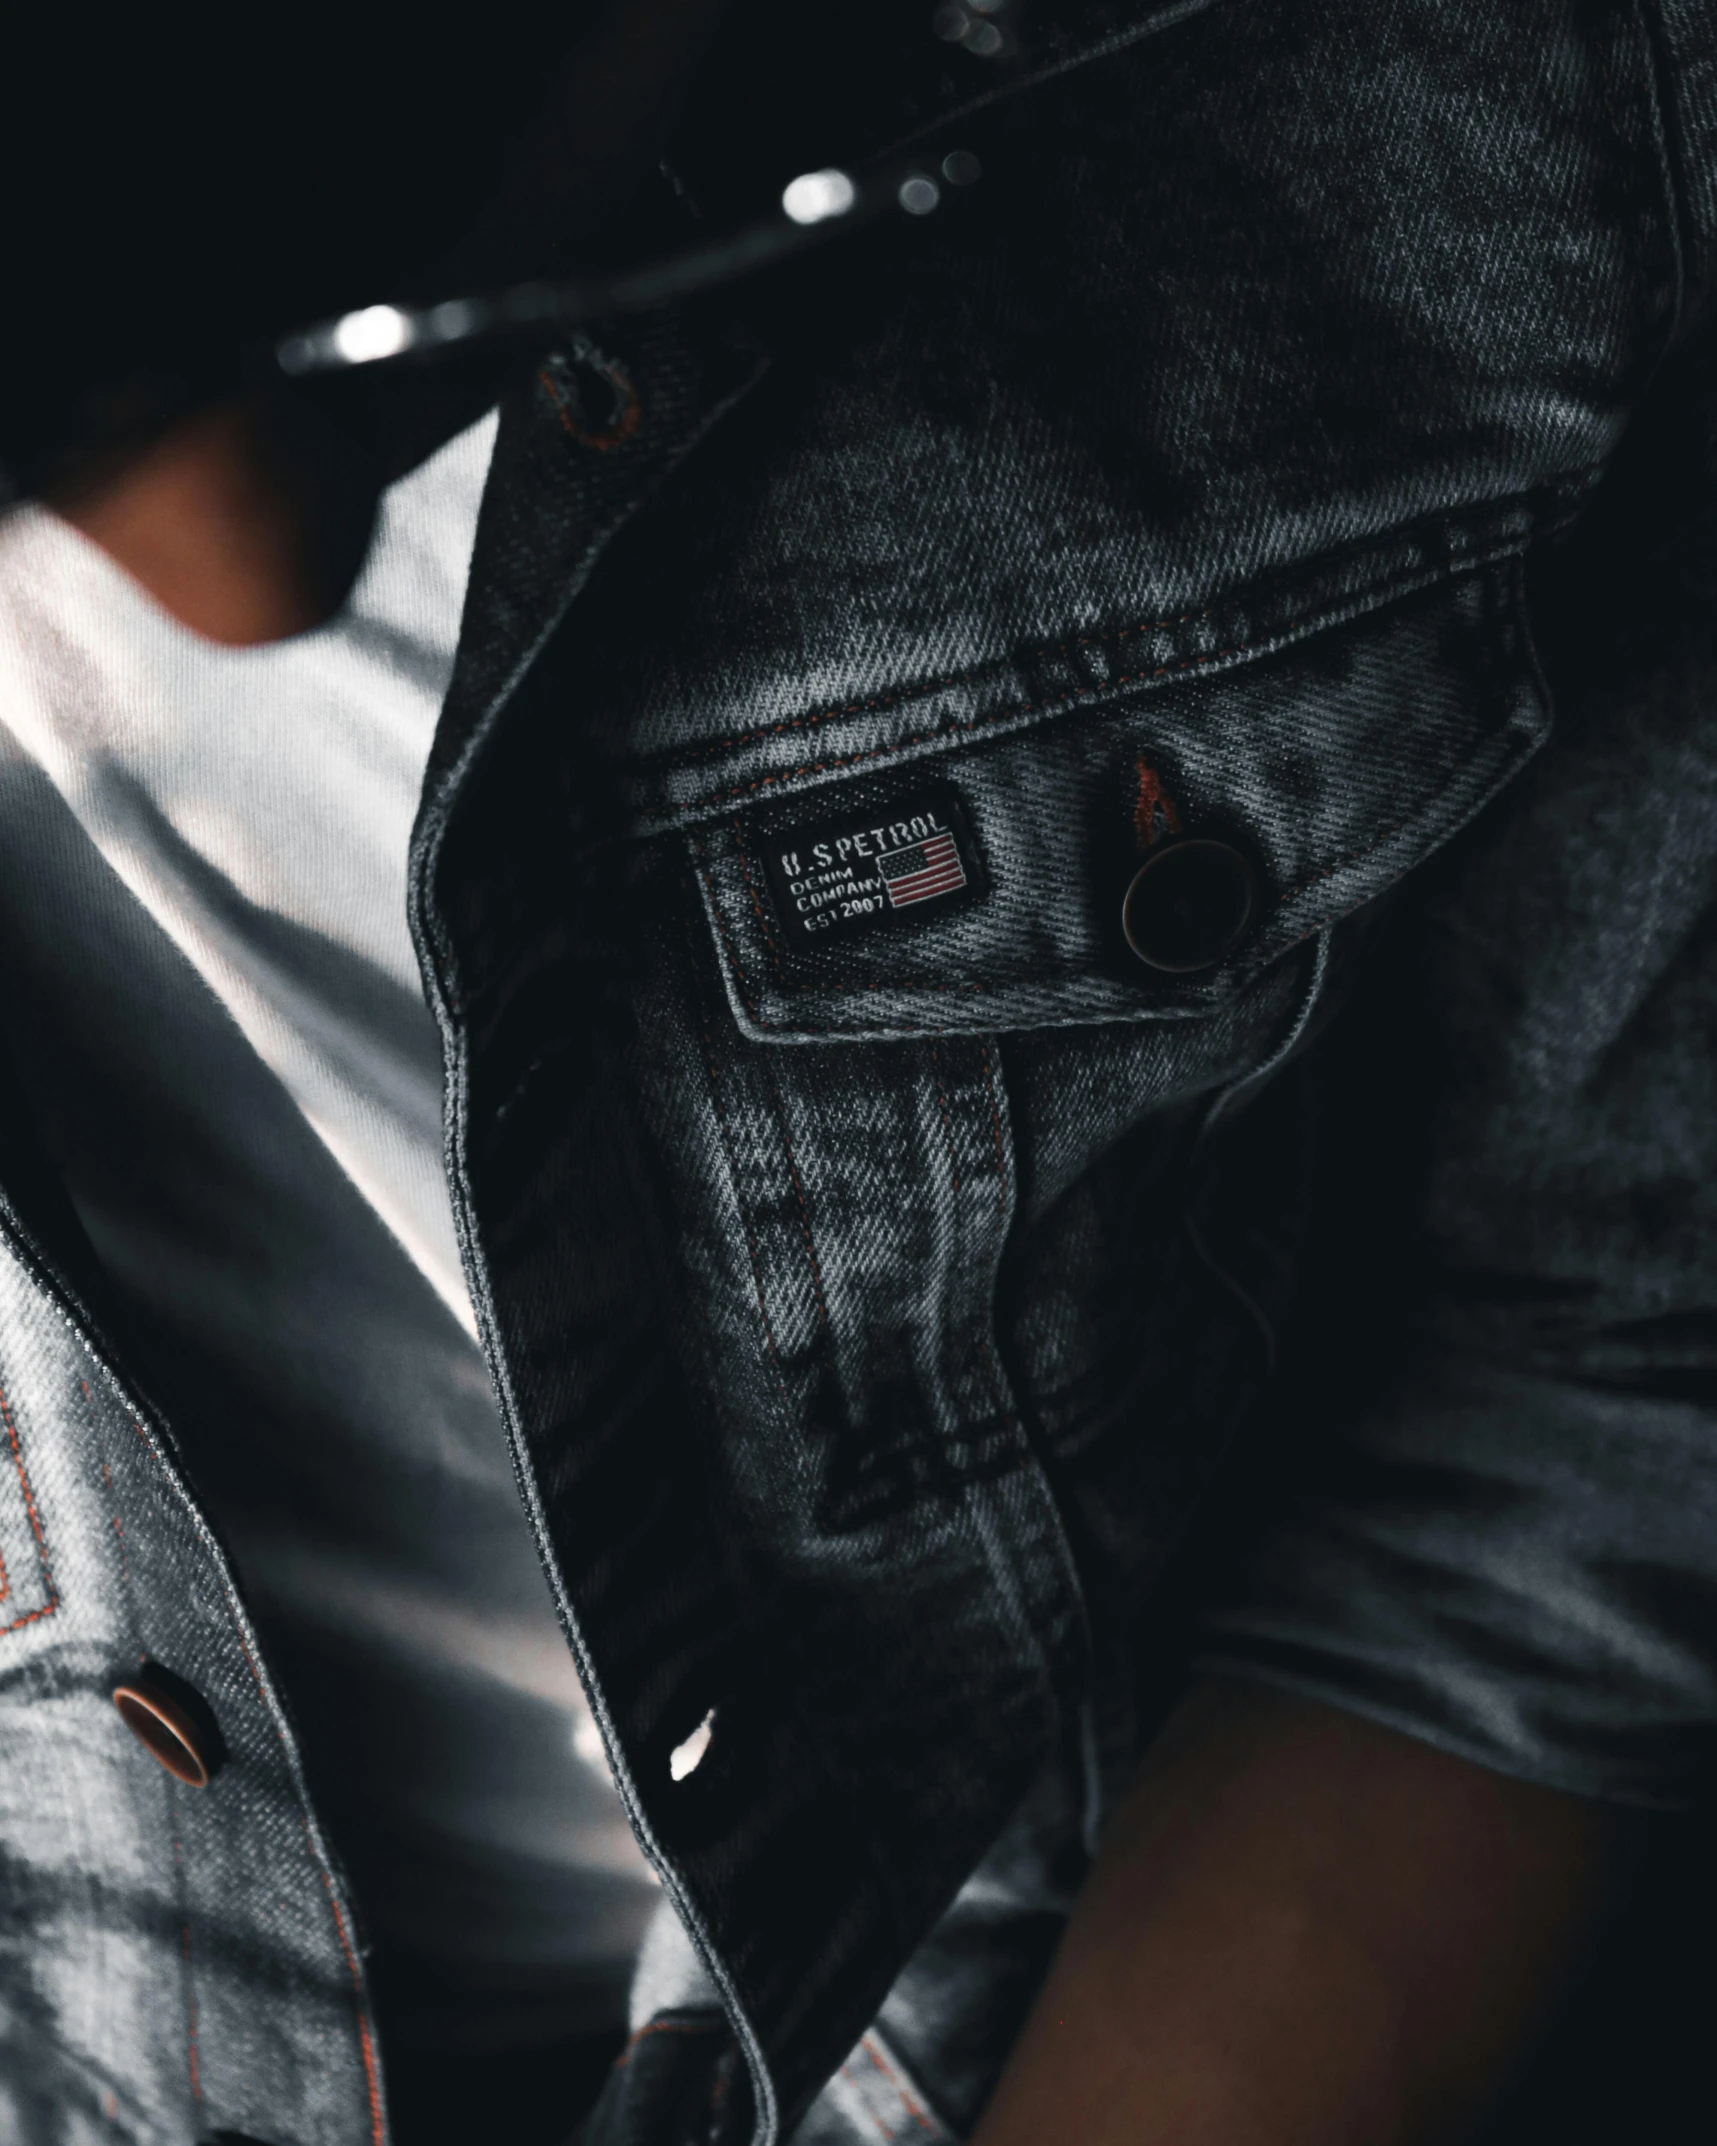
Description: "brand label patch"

(756, 781), (985, 951)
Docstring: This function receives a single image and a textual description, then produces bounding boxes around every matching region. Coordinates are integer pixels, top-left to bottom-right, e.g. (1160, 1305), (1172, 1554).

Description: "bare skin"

(973, 1680), (1614, 2146)
(49, 414), (1618, 2142)
(48, 400), (361, 645)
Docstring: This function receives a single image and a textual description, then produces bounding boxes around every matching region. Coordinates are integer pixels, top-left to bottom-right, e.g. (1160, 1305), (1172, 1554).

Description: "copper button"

(113, 1676), (216, 1788)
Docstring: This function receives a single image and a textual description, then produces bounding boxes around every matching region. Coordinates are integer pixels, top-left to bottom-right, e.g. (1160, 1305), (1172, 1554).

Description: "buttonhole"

(669, 1707), (717, 1782)
(541, 338), (643, 450)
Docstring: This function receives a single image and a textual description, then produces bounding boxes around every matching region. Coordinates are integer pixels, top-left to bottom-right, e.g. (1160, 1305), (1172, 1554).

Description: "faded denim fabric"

(4, 0), (1717, 2141)
(0, 1119), (384, 2139)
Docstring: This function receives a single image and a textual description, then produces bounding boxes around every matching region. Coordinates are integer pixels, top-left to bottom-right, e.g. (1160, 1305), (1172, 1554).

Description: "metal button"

(1121, 838), (1256, 973)
(113, 1673), (217, 1788)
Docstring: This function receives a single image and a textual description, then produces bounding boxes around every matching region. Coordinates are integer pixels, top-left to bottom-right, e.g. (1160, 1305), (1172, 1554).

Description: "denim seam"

(976, 1040), (1021, 1432)
(0, 1206), (388, 2144)
(637, 483), (1589, 795)
(730, 818), (793, 983)
(762, 1057), (833, 1337)
(1637, 0), (1699, 340)
(700, 1026), (791, 1387)
(0, 1379), (56, 1636)
(691, 837), (769, 1028)
(835, 2027), (947, 2142)
(615, 2012), (729, 2072)
(684, 594), (1489, 812)
(928, 1042), (1017, 1430)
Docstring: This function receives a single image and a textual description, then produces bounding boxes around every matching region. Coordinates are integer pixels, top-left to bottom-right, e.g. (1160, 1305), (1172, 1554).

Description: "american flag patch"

(878, 832), (967, 907)
(755, 779), (985, 951)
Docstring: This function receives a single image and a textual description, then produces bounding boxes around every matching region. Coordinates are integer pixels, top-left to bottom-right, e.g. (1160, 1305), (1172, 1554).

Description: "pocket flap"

(690, 565), (1546, 1041)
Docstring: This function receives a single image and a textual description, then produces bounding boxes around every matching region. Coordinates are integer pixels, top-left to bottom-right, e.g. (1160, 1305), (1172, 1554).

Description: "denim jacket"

(4, 2), (1717, 2140)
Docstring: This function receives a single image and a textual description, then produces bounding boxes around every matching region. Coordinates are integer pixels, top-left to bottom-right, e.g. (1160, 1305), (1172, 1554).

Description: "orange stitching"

(1102, 609), (1205, 645)
(538, 358), (644, 451)
(1132, 756), (1182, 849)
(181, 1922), (202, 2103)
(862, 2032), (939, 2136)
(836, 2055), (893, 2140)
(313, 1858), (385, 2146)
(616, 2015), (726, 2070)
(102, 1376), (383, 2145)
(0, 1381), (57, 1635)
(356, 2008), (383, 2138)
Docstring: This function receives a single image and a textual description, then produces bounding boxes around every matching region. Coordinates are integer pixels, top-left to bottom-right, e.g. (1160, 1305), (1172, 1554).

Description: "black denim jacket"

(4, 3), (1717, 2140)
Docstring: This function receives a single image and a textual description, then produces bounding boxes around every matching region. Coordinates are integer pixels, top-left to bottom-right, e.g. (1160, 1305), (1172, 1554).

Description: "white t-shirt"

(0, 413), (657, 2029)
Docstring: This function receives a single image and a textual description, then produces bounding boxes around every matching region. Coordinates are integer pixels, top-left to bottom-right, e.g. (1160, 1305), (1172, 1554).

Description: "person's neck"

(49, 399), (370, 646)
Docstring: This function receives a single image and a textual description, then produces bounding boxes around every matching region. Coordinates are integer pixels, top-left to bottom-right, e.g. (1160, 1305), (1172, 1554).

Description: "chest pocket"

(684, 564), (1543, 1045)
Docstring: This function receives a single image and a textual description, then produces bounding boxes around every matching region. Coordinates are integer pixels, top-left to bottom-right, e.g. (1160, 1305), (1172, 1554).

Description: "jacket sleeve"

(1196, 313), (1717, 1809)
